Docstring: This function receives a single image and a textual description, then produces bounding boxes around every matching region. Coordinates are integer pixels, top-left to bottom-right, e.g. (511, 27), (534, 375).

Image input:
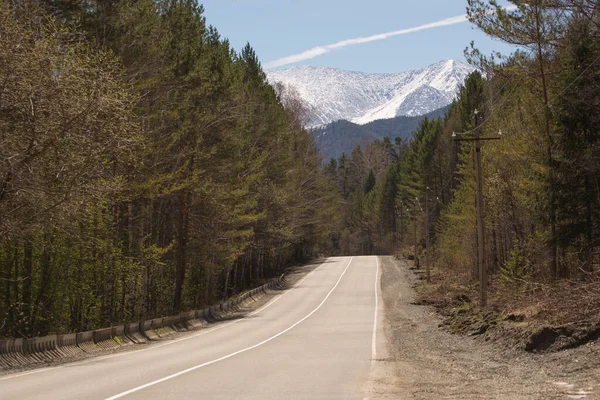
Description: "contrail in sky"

(265, 6), (517, 69)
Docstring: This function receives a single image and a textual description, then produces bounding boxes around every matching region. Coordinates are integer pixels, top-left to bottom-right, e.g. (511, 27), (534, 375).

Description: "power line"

(518, 52), (600, 124)
(466, 52), (600, 136)
(456, 73), (527, 136)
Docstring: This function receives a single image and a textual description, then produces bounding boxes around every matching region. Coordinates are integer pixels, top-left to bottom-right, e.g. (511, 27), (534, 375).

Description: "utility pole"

(398, 206), (404, 250)
(473, 111), (486, 306)
(453, 110), (501, 307)
(413, 205), (419, 269)
(425, 186), (431, 282)
(395, 205), (402, 255)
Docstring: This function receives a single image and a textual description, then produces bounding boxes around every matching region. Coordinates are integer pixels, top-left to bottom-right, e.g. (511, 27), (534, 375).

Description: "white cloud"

(265, 14), (467, 68)
(265, 47), (329, 68)
(265, 5), (518, 69)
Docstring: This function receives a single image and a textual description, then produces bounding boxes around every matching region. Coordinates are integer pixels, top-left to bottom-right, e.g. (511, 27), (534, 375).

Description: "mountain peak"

(431, 58), (463, 69)
(439, 57), (456, 65)
(266, 59), (475, 127)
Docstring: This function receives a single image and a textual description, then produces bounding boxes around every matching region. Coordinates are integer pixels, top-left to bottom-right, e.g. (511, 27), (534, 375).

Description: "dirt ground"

(368, 256), (600, 400)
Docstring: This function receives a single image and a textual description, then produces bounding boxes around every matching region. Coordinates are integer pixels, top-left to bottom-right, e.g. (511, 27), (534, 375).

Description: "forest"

(1, 0), (599, 340)
(0, 0), (338, 338)
(327, 0), (599, 309)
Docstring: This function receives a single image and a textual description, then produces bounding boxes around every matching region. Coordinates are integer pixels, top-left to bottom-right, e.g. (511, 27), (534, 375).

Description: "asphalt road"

(0, 256), (383, 399)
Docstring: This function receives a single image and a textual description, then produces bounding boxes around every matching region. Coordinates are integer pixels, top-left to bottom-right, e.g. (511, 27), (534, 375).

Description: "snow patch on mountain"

(266, 59), (475, 127)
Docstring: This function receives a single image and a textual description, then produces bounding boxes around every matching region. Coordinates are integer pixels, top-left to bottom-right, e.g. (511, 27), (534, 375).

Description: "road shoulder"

(367, 256), (598, 399)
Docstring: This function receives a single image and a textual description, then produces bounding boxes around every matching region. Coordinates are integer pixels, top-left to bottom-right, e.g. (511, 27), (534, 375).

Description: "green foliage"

(552, 14), (600, 273)
(364, 170), (376, 194)
(500, 241), (533, 287)
(0, 0), (336, 337)
(332, 2), (600, 286)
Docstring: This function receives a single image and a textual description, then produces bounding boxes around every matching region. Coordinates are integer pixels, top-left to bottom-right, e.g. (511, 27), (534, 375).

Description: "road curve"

(0, 256), (382, 399)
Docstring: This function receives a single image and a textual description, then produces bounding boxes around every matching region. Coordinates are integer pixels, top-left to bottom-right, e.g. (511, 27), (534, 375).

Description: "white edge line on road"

(104, 257), (354, 400)
(371, 256), (379, 369)
(0, 259), (330, 382)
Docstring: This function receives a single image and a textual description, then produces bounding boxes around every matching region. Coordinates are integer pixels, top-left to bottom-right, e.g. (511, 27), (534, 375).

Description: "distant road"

(0, 256), (382, 399)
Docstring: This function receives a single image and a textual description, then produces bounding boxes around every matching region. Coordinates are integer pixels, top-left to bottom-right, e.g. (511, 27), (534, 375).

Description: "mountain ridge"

(266, 59), (474, 127)
(311, 106), (450, 161)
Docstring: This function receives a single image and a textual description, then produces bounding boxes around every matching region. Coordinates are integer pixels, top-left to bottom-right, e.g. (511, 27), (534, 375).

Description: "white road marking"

(371, 256), (379, 369)
(104, 257), (354, 400)
(0, 259), (329, 382)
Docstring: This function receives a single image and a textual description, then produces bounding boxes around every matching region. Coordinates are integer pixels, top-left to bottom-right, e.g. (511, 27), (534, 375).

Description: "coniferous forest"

(0, 0), (338, 337)
(325, 1), (599, 316)
(1, 0), (599, 339)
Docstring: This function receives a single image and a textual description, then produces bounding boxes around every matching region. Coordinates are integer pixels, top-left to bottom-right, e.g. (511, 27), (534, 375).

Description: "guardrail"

(0, 274), (286, 369)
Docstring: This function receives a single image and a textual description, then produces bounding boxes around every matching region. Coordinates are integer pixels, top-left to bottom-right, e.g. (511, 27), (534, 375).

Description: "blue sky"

(200, 0), (516, 73)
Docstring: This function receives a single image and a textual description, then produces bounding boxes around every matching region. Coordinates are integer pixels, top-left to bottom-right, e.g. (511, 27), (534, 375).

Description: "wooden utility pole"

(453, 110), (501, 307)
(396, 205), (403, 252)
(425, 187), (431, 282)
(474, 115), (487, 306)
(413, 205), (419, 269)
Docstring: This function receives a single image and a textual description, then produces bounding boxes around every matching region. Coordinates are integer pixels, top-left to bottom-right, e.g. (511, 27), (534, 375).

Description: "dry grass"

(411, 259), (600, 351)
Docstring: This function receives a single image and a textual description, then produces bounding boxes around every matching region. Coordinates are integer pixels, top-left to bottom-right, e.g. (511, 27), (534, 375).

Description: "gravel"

(367, 256), (599, 400)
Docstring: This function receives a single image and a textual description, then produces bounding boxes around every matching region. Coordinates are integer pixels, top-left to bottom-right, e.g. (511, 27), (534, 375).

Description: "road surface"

(0, 256), (383, 399)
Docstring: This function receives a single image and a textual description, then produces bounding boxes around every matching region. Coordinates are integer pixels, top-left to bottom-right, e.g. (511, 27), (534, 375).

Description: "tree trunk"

(223, 265), (232, 299)
(232, 260), (238, 295)
(22, 239), (33, 334)
(33, 237), (52, 335)
(173, 190), (190, 312)
(535, 4), (558, 280)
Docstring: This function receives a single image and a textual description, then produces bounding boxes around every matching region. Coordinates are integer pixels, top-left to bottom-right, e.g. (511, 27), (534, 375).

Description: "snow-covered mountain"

(266, 59), (475, 127)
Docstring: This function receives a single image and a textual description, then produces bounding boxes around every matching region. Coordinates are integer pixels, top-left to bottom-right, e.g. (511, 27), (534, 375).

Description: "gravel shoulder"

(368, 256), (599, 400)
